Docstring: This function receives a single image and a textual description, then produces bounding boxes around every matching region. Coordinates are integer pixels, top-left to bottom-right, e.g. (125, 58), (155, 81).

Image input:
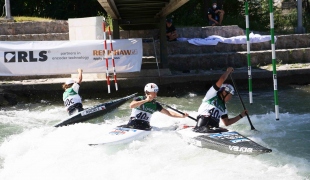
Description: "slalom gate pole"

(152, 37), (161, 78)
(108, 27), (118, 91)
(245, 1), (253, 104)
(269, 0), (279, 120)
(103, 21), (111, 93)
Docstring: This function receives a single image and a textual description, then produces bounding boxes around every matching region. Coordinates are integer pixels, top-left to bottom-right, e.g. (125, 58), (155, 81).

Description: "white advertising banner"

(0, 39), (142, 76)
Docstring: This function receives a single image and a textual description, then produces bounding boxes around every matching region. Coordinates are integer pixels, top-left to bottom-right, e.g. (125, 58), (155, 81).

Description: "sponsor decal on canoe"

(81, 105), (106, 116)
(229, 145), (253, 153)
(109, 127), (137, 135)
(209, 132), (248, 142)
(230, 138), (250, 143)
(209, 132), (238, 138)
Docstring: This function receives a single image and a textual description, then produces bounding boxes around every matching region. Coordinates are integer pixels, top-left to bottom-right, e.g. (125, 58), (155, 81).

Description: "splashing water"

(0, 86), (309, 180)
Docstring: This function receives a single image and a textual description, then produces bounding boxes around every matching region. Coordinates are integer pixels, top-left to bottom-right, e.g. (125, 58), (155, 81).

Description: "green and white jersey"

(198, 84), (227, 122)
(63, 83), (82, 109)
(130, 96), (163, 122)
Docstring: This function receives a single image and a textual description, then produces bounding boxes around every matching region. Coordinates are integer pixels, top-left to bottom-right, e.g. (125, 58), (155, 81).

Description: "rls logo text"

(4, 51), (48, 63)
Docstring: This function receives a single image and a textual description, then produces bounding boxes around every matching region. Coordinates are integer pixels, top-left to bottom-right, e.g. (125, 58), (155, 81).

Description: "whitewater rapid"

(0, 87), (309, 180)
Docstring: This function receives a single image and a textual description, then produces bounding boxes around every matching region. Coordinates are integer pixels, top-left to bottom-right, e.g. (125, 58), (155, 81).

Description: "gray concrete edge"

(1, 66), (310, 92)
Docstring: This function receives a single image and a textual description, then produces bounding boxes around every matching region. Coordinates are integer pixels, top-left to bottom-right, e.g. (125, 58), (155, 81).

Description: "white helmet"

(144, 83), (159, 93)
(65, 79), (75, 85)
(219, 84), (234, 95)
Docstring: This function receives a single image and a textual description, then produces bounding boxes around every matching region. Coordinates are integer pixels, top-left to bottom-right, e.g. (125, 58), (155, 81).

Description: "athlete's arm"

(221, 110), (248, 126)
(77, 68), (83, 84)
(129, 95), (154, 108)
(129, 99), (149, 108)
(215, 67), (234, 88)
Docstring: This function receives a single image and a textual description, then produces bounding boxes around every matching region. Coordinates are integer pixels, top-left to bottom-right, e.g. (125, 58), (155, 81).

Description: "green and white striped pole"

(245, 1), (253, 104)
(269, 0), (280, 120)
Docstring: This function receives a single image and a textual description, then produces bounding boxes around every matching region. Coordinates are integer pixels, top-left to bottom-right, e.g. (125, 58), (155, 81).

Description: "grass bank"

(0, 16), (54, 22)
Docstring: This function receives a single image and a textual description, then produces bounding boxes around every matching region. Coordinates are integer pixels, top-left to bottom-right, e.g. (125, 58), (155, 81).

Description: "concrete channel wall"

(0, 20), (310, 106)
(1, 20), (309, 71)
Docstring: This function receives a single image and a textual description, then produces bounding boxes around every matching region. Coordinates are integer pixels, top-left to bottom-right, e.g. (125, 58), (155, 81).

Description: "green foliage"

(169, 0), (309, 33)
(0, 0), (106, 20)
(104, 15), (114, 29)
(13, 16), (54, 22)
(1, 0), (309, 33)
(169, 0), (275, 30)
(274, 9), (298, 33)
(170, 0), (205, 27)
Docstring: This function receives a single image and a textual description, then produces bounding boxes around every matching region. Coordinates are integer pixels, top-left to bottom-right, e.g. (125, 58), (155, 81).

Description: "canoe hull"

(177, 127), (272, 155)
(89, 127), (151, 146)
(54, 93), (137, 127)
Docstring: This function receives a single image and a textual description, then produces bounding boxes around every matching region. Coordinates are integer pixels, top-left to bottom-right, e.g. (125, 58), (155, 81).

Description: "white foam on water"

(0, 106), (66, 128)
(0, 110), (309, 180)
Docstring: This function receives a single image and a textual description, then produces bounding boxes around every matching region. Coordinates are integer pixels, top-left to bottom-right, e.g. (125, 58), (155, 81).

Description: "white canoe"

(89, 126), (151, 146)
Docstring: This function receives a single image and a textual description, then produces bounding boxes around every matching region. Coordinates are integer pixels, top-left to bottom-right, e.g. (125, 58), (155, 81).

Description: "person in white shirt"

(123, 83), (189, 130)
(194, 67), (247, 133)
(62, 68), (84, 115)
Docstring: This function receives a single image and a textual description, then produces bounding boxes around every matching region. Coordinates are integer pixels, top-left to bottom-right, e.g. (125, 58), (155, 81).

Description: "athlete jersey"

(197, 84), (227, 123)
(130, 96), (163, 122)
(63, 83), (82, 110)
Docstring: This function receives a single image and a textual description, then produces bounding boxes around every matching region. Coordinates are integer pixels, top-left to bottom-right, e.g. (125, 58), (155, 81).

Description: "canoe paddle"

(229, 74), (256, 130)
(158, 102), (197, 122)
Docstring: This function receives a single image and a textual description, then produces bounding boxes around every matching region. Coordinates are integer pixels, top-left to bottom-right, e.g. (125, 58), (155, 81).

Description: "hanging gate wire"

(102, 21), (111, 93)
(108, 26), (118, 91)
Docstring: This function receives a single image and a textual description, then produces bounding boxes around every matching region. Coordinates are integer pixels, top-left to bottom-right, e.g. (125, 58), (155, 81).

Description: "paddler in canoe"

(121, 83), (189, 130)
(62, 68), (84, 116)
(194, 67), (248, 133)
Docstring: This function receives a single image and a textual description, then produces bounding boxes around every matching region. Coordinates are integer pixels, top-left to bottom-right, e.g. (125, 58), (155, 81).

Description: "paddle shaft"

(158, 102), (197, 122)
(229, 74), (256, 130)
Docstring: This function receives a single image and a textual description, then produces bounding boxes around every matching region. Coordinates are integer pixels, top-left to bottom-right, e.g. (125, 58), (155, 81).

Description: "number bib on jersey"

(63, 83), (82, 109)
(198, 86), (227, 122)
(130, 99), (158, 122)
(63, 94), (82, 108)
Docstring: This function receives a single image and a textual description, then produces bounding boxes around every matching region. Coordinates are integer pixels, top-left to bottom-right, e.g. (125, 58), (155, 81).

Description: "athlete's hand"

(227, 67), (234, 73)
(145, 95), (151, 102)
(241, 109), (248, 117)
(145, 94), (155, 102)
(182, 112), (189, 118)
